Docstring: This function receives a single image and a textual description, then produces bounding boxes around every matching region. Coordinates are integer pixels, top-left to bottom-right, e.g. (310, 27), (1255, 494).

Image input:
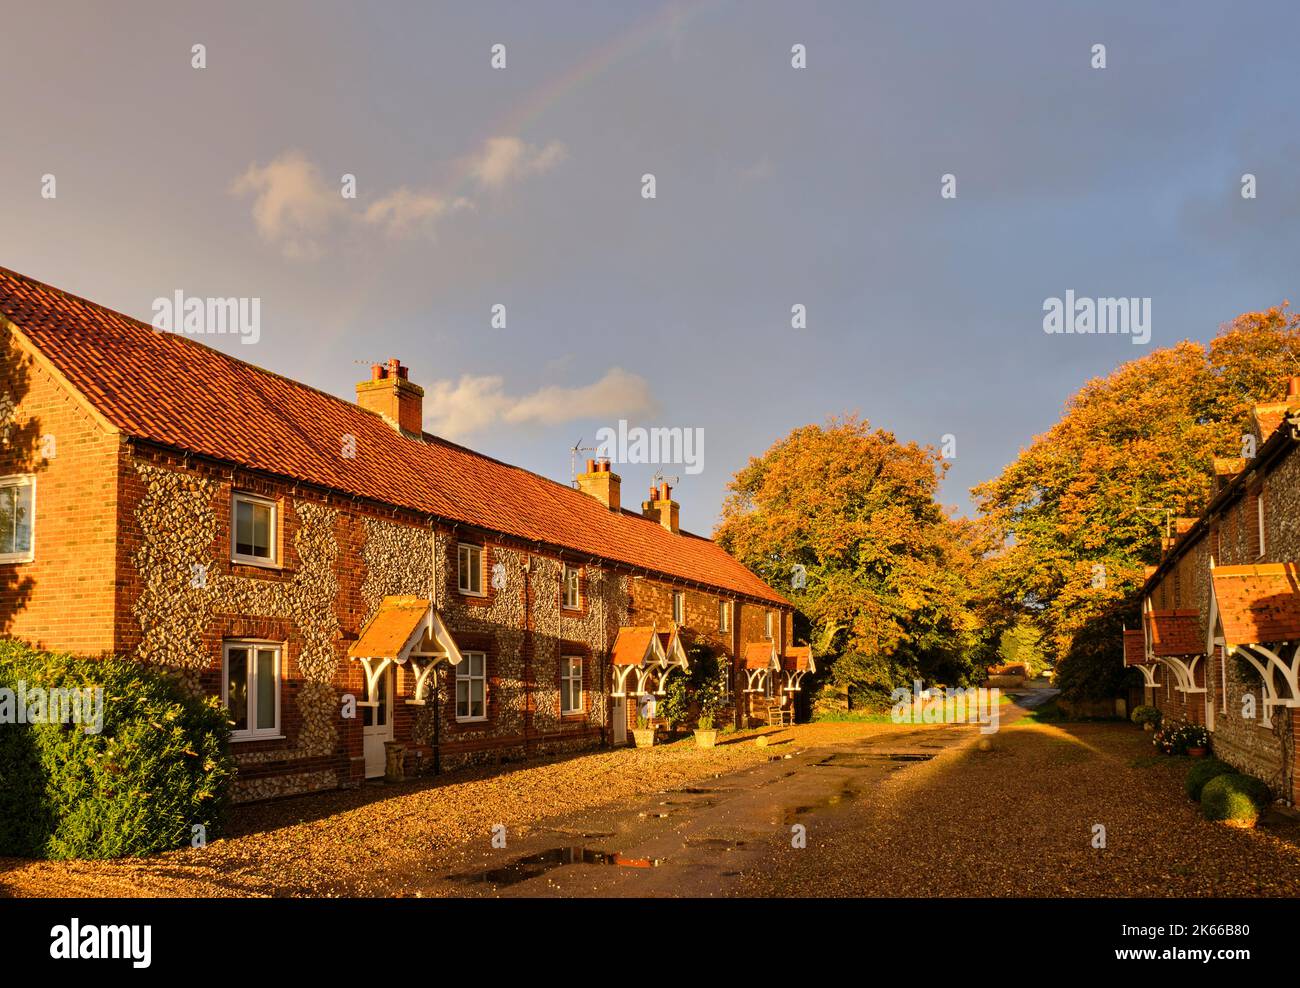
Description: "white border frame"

(560, 654), (584, 714)
(562, 564), (582, 610)
(457, 542), (486, 596)
(222, 639), (284, 741)
(455, 650), (488, 722)
(230, 491), (279, 567)
(0, 473), (35, 564)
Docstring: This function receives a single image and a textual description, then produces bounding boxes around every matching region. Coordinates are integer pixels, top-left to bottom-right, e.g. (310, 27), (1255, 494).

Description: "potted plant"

(1130, 705), (1161, 733)
(694, 712), (718, 748)
(632, 714), (656, 748)
(1184, 724), (1211, 758)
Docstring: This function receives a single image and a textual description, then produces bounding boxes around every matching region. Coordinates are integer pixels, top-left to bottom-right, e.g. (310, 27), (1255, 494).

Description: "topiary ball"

(1201, 773), (1272, 825)
(1184, 758), (1234, 801)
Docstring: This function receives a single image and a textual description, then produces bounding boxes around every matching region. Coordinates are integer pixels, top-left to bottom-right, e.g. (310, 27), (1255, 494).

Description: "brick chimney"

(576, 458), (621, 511)
(356, 358), (424, 435)
(641, 482), (679, 534)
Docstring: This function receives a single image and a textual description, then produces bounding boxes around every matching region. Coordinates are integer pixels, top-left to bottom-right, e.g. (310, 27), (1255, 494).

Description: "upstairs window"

(672, 591), (685, 625)
(231, 492), (276, 565)
(562, 565), (581, 610)
(765, 610), (774, 640)
(458, 543), (484, 595)
(0, 475), (34, 563)
(719, 599), (730, 633)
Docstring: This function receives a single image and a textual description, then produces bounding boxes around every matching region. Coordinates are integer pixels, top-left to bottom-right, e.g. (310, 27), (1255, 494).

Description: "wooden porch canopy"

(1141, 608), (1205, 696)
(1122, 628), (1160, 688)
(743, 641), (780, 693)
(781, 646), (816, 693)
(347, 595), (463, 705)
(1208, 562), (1300, 728)
(610, 621), (689, 697)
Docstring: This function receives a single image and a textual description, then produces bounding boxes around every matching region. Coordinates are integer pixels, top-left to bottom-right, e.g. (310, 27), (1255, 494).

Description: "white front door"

(363, 664), (395, 779)
(612, 695), (627, 745)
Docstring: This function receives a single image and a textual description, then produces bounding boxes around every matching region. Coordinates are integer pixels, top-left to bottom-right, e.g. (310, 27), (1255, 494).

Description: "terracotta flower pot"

(632, 728), (656, 748)
(1187, 746), (1207, 758)
(694, 729), (717, 749)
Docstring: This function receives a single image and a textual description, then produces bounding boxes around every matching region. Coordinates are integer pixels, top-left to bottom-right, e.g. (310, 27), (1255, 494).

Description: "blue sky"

(3, 0), (1299, 531)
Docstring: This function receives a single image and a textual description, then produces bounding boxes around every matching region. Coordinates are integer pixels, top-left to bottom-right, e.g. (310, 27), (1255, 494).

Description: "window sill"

(455, 716), (488, 724)
(231, 557), (283, 571)
(0, 555), (34, 565)
(458, 589), (487, 599)
(230, 733), (286, 743)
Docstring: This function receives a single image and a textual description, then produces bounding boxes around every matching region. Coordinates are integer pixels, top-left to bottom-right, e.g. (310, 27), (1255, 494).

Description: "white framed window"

(1257, 489), (1266, 558)
(455, 651), (487, 721)
(231, 492), (277, 565)
(672, 590), (685, 625)
(458, 543), (484, 595)
(222, 641), (281, 740)
(562, 564), (581, 610)
(0, 474), (35, 563)
(718, 599), (730, 632)
(560, 655), (584, 714)
(765, 610), (774, 640)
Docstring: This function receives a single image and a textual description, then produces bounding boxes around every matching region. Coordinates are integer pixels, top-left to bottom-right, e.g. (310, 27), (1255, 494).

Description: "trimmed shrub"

(1201, 773), (1272, 825)
(0, 639), (235, 859)
(1130, 705), (1161, 728)
(1184, 758), (1234, 801)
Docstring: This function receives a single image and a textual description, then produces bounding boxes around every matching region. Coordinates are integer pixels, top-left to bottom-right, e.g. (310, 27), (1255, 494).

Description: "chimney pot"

(1289, 376), (1300, 399)
(357, 358), (424, 434)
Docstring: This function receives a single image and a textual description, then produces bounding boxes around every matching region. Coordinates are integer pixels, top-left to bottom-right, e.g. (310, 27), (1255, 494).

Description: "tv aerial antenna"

(569, 437), (597, 487)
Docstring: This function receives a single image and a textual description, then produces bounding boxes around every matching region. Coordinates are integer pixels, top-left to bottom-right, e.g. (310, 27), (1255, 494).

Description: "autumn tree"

(716, 415), (991, 706)
(974, 305), (1300, 698)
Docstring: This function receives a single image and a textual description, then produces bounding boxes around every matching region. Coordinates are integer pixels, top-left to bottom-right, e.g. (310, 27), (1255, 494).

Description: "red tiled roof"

(1253, 402), (1291, 442)
(1122, 629), (1147, 666)
(610, 626), (661, 667)
(744, 642), (777, 669)
(0, 266), (789, 607)
(1212, 564), (1300, 646)
(348, 596), (429, 660)
(1145, 609), (1203, 657)
(782, 645), (814, 673)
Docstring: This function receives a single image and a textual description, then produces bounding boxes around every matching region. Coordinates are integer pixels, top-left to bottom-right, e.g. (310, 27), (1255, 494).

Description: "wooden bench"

(765, 704), (793, 727)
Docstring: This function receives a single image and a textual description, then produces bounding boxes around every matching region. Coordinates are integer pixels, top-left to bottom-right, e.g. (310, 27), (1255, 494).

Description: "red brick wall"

(0, 334), (119, 654)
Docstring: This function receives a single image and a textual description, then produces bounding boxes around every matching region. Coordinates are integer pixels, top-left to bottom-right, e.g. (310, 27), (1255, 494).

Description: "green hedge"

(0, 640), (235, 859)
(1184, 758), (1234, 801)
(1201, 773), (1272, 825)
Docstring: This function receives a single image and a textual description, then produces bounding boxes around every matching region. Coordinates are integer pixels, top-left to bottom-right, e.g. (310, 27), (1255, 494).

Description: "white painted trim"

(560, 654), (584, 714)
(230, 491), (279, 566)
(0, 473), (35, 564)
(222, 639), (283, 741)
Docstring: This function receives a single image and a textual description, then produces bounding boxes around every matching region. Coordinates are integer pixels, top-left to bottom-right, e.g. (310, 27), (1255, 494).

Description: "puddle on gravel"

(455, 847), (663, 887)
(815, 752), (936, 767)
(684, 837), (750, 850)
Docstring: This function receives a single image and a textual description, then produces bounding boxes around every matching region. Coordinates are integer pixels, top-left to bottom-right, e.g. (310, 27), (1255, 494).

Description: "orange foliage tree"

(974, 305), (1300, 698)
(716, 415), (992, 705)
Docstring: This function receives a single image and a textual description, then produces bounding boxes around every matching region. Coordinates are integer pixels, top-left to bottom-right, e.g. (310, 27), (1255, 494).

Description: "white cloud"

(362, 187), (473, 238)
(233, 136), (567, 257)
(229, 151), (345, 260)
(424, 367), (656, 439)
(468, 137), (569, 190)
